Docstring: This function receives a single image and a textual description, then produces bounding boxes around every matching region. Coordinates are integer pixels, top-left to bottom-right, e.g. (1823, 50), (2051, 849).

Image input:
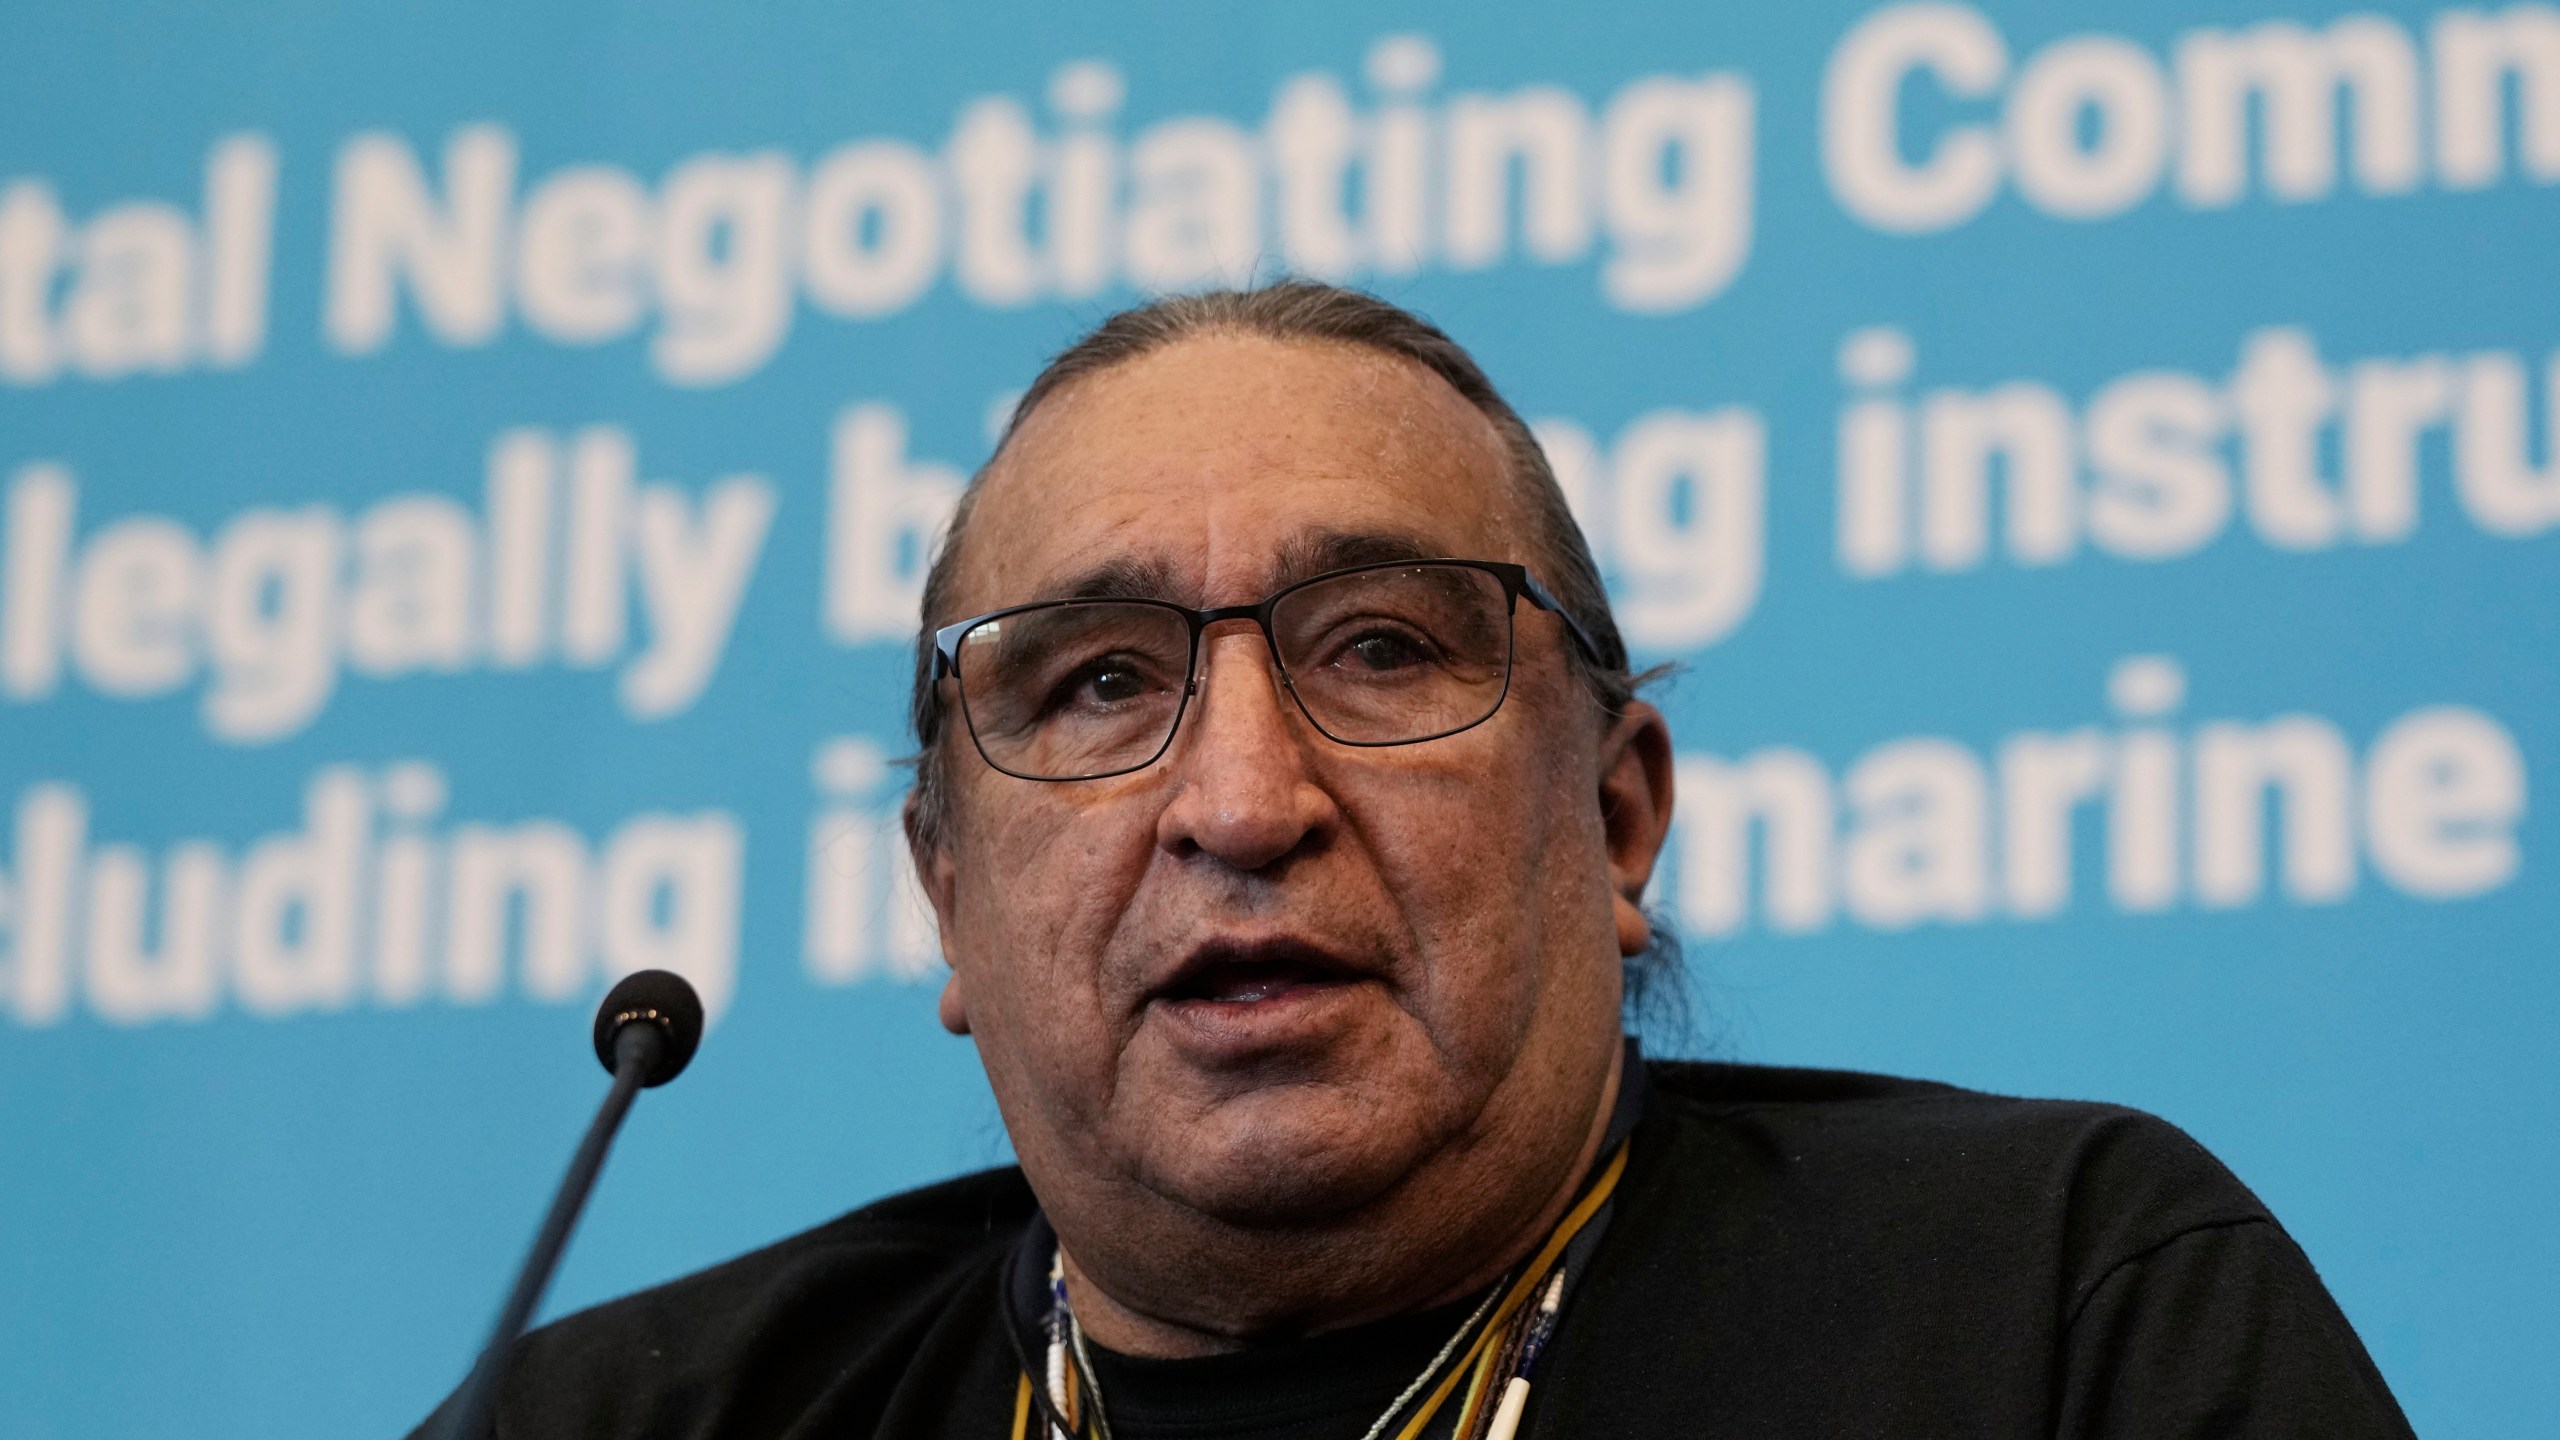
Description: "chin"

(1137, 1089), (1428, 1227)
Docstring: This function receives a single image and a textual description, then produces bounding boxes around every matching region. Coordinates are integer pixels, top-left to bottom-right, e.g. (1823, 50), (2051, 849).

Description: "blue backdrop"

(4, 2), (2553, 1435)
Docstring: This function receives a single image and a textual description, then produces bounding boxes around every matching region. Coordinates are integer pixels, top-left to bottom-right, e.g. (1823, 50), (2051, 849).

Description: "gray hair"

(904, 281), (1682, 1025)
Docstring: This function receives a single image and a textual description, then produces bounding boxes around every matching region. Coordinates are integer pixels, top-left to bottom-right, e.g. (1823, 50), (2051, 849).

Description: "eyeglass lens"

(953, 563), (1517, 780)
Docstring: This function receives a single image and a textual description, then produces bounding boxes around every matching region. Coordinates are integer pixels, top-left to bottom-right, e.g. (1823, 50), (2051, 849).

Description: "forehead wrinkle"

(1308, 350), (1527, 562)
(955, 333), (1526, 615)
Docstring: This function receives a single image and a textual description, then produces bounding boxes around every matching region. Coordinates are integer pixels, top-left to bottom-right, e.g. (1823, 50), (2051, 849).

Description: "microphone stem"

(442, 1023), (665, 1440)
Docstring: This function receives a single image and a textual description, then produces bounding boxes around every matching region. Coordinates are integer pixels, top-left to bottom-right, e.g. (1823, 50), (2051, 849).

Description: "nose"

(1153, 624), (1337, 872)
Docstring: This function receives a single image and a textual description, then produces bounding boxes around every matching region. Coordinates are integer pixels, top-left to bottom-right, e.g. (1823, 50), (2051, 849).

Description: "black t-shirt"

(1077, 1292), (1491, 1440)
(413, 1060), (2414, 1438)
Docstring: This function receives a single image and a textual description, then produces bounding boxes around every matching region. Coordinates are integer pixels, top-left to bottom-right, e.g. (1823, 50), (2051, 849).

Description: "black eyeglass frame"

(930, 558), (1607, 782)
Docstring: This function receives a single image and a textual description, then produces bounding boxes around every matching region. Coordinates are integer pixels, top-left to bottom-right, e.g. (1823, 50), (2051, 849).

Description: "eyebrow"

(1043, 554), (1188, 603)
(1271, 529), (1441, 588)
(1029, 529), (1447, 609)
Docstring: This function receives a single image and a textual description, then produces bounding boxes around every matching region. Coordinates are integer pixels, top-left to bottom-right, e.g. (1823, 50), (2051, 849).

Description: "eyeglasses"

(932, 558), (1604, 782)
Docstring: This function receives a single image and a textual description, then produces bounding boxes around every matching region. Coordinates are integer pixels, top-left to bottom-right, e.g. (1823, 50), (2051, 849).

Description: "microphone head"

(592, 969), (705, 1087)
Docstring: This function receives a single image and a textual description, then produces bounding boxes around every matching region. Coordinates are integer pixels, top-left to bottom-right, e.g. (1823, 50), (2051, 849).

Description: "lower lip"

(1148, 977), (1377, 1056)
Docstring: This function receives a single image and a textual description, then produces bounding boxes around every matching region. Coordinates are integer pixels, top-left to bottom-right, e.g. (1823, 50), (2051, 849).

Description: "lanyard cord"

(1349, 1282), (1508, 1440)
(1380, 1140), (1626, 1440)
(1010, 1141), (1629, 1440)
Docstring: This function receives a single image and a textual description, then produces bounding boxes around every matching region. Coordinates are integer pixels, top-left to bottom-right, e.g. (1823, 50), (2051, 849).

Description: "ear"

(904, 790), (972, 1036)
(1595, 700), (1676, 958)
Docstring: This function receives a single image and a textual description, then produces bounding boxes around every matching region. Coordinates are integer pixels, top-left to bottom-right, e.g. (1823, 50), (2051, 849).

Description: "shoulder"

(1633, 1060), (2271, 1301)
(493, 1166), (1036, 1415)
(1645, 1058), (2259, 1195)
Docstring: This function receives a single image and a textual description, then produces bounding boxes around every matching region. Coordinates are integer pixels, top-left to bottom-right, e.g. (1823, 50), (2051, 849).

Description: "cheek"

(1348, 728), (1609, 1041)
(946, 784), (1158, 1072)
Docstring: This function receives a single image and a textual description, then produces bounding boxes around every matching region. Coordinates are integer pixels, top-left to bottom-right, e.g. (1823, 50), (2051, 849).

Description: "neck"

(1058, 1043), (1625, 1359)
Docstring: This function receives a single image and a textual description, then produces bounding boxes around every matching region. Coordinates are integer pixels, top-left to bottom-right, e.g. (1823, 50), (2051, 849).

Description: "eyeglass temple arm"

(1518, 572), (1608, 667)
(930, 622), (968, 679)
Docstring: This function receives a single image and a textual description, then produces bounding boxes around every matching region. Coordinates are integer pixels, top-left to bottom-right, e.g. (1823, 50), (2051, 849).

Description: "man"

(417, 283), (2414, 1438)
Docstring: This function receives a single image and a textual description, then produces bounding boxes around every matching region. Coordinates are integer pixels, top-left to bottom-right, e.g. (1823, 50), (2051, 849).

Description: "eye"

(1041, 654), (1161, 716)
(1342, 628), (1433, 672)
(1081, 663), (1149, 704)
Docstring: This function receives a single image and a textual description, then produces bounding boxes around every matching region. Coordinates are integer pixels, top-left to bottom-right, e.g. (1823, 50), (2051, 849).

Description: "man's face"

(917, 334), (1666, 1235)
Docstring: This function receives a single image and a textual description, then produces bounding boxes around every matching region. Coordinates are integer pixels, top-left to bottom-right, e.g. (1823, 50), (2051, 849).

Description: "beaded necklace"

(1007, 1140), (1628, 1440)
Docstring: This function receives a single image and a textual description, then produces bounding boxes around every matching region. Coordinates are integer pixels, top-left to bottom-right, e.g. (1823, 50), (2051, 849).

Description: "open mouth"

(1162, 959), (1352, 1004)
(1153, 943), (1370, 1006)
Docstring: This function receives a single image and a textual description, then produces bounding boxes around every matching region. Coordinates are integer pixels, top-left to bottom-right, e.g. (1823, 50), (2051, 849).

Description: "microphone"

(437, 970), (706, 1440)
